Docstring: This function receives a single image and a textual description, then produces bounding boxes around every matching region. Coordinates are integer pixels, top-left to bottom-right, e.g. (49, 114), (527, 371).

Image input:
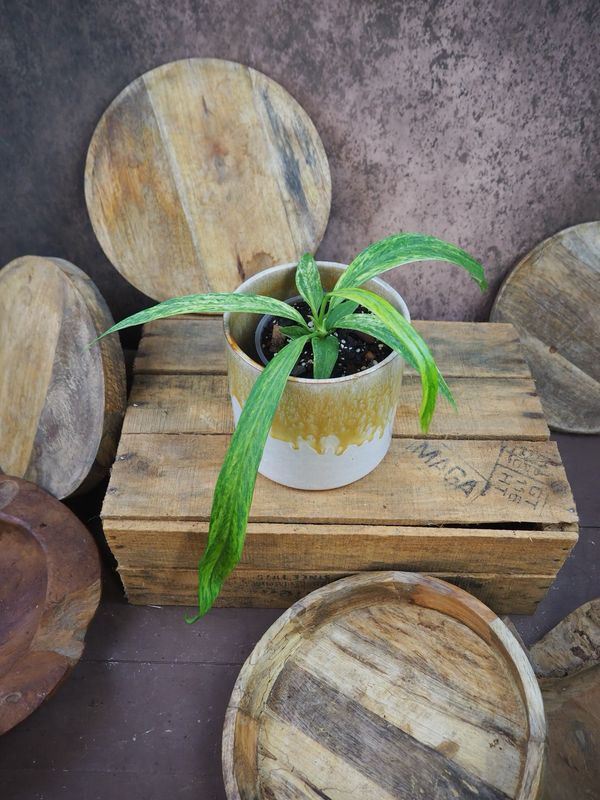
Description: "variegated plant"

(99, 233), (486, 620)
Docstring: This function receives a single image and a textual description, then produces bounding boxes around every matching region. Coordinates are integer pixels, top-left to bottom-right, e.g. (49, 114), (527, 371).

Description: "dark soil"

(259, 299), (392, 378)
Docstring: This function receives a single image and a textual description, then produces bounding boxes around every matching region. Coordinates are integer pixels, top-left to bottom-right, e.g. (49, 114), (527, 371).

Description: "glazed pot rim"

(223, 261), (411, 385)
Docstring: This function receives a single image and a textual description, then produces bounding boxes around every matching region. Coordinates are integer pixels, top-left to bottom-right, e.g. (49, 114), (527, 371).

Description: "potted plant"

(99, 233), (486, 620)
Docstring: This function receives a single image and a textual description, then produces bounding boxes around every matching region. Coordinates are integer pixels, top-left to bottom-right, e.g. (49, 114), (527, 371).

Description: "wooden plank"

(123, 372), (549, 440)
(119, 567), (555, 615)
(104, 520), (577, 576)
(103, 434), (577, 528)
(85, 58), (331, 301)
(135, 317), (226, 375)
(133, 318), (532, 379)
(491, 221), (600, 433)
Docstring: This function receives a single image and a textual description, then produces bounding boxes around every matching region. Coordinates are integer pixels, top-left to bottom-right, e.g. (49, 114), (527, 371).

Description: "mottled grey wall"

(1, 0), (599, 322)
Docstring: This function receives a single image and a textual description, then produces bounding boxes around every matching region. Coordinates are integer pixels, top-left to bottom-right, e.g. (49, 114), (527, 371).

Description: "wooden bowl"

(0, 476), (101, 734)
(223, 571), (546, 799)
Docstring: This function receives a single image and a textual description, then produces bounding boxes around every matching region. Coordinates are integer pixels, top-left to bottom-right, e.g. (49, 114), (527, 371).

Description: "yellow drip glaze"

(229, 355), (403, 455)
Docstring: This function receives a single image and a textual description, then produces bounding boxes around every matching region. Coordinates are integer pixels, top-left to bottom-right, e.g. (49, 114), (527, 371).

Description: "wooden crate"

(102, 318), (579, 614)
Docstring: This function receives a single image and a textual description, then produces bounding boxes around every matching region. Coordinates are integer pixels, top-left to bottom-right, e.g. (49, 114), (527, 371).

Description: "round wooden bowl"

(0, 475), (101, 734)
(223, 572), (546, 800)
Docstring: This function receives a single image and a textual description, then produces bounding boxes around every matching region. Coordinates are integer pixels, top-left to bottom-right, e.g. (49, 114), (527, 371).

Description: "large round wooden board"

(491, 222), (600, 433)
(85, 58), (332, 301)
(223, 572), (546, 800)
(0, 475), (101, 735)
(0, 256), (126, 498)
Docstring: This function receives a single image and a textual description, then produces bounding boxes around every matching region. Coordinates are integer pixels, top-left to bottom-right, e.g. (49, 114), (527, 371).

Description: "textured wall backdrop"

(1, 0), (598, 322)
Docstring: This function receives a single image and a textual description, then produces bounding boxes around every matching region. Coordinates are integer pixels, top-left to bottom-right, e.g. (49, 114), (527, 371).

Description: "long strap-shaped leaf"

(95, 292), (308, 340)
(295, 253), (324, 319)
(334, 233), (487, 293)
(330, 291), (455, 408)
(336, 313), (438, 432)
(331, 287), (443, 431)
(187, 335), (309, 622)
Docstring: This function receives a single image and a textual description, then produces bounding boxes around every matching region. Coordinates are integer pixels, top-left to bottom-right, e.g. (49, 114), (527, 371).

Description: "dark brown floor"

(1, 432), (598, 800)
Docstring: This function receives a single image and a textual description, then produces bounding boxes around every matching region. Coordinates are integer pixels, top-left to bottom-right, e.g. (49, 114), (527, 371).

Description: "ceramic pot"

(223, 262), (410, 490)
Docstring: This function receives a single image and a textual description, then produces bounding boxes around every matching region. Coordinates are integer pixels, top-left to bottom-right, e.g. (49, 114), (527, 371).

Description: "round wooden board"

(490, 222), (600, 433)
(85, 58), (332, 301)
(223, 572), (546, 800)
(0, 475), (101, 735)
(0, 256), (126, 498)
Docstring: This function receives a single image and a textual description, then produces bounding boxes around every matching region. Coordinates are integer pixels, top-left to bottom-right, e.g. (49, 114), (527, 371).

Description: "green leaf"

(187, 335), (309, 622)
(279, 325), (311, 339)
(334, 233), (487, 294)
(323, 299), (359, 330)
(311, 334), (340, 379)
(295, 253), (324, 319)
(336, 311), (441, 432)
(331, 287), (443, 432)
(94, 292), (307, 341)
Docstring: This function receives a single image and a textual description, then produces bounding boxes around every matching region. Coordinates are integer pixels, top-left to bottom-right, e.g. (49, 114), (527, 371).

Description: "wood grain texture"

(530, 597), (600, 679)
(105, 520), (576, 574)
(222, 572), (546, 799)
(85, 58), (331, 301)
(523, 599), (600, 800)
(491, 221), (600, 433)
(133, 318), (532, 378)
(540, 665), (600, 800)
(119, 566), (556, 614)
(123, 372), (549, 440)
(103, 433), (577, 528)
(0, 256), (126, 498)
(0, 476), (100, 735)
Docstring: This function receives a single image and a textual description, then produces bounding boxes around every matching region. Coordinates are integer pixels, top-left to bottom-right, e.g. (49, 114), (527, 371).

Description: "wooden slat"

(133, 318), (532, 378)
(123, 372), (549, 440)
(103, 433), (577, 528)
(104, 520), (577, 576)
(118, 567), (555, 614)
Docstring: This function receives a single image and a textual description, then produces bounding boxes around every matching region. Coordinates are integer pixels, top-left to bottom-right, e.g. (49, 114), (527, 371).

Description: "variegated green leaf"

(312, 334), (340, 379)
(295, 253), (324, 318)
(187, 335), (309, 622)
(334, 233), (487, 294)
(279, 325), (311, 339)
(323, 299), (359, 330)
(95, 292), (307, 341)
(331, 287), (443, 431)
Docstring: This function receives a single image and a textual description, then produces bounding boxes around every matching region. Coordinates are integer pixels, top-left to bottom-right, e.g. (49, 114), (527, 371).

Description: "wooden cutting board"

(223, 572), (546, 800)
(85, 58), (331, 301)
(0, 475), (101, 735)
(0, 256), (126, 498)
(491, 222), (600, 433)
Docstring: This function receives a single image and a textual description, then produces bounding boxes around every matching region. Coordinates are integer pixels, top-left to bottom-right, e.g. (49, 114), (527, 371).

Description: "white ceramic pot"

(223, 262), (410, 490)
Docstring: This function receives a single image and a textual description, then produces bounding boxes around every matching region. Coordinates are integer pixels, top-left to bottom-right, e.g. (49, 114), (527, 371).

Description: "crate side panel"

(104, 520), (577, 575)
(118, 567), (554, 615)
(103, 434), (578, 528)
